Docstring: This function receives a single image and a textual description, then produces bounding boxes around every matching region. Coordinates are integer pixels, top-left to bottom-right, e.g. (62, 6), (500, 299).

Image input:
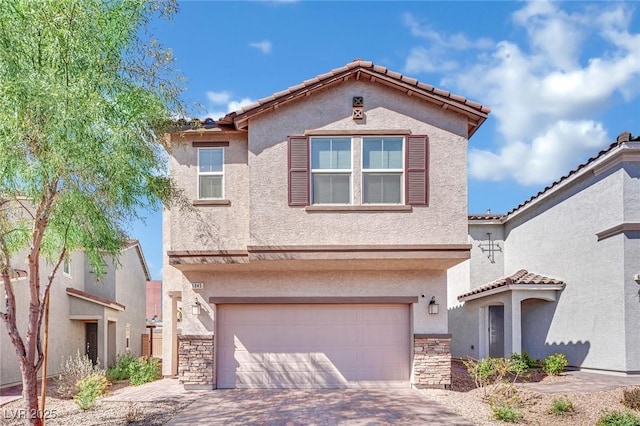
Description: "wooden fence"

(141, 333), (163, 358)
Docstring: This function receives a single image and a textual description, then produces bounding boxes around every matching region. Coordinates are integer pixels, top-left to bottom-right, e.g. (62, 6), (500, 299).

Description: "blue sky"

(130, 0), (640, 279)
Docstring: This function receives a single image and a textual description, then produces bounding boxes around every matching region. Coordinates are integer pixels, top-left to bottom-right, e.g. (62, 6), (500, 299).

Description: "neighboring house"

(162, 59), (491, 389)
(0, 241), (150, 389)
(146, 280), (162, 321)
(448, 131), (640, 376)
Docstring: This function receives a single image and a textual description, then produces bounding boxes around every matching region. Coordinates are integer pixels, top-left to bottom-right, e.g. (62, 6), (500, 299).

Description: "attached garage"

(216, 303), (411, 389)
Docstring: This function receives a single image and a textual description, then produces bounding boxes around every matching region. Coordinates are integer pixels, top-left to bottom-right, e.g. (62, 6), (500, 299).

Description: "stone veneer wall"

(177, 334), (214, 389)
(412, 334), (451, 389)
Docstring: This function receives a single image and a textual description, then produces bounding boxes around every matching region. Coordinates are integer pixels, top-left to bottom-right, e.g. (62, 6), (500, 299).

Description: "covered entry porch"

(458, 270), (565, 358)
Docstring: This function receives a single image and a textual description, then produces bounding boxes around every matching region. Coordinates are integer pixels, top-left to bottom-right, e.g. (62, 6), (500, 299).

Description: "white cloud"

(403, 13), (494, 50)
(402, 13), (494, 75)
(405, 47), (458, 74)
(206, 91), (231, 104)
(249, 40), (273, 54)
(204, 92), (256, 120)
(412, 2), (640, 185)
(469, 121), (609, 185)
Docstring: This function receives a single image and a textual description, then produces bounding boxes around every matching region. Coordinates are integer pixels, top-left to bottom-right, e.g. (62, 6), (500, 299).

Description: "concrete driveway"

(164, 388), (472, 425)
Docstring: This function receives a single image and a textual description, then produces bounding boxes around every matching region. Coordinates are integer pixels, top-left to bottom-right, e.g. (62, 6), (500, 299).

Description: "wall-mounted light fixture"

(192, 300), (202, 316)
(428, 296), (439, 315)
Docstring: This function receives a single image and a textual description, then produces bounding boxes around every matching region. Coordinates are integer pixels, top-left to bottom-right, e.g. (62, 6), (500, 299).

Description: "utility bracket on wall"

(478, 232), (501, 263)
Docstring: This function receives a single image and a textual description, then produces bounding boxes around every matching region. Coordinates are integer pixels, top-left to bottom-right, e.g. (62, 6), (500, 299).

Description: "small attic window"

(352, 96), (364, 107)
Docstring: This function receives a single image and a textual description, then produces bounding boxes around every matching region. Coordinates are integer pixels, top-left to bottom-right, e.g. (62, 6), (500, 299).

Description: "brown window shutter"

(288, 135), (309, 206)
(406, 135), (429, 205)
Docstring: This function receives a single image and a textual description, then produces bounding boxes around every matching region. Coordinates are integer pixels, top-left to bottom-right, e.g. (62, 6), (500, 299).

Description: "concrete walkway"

(519, 370), (640, 393)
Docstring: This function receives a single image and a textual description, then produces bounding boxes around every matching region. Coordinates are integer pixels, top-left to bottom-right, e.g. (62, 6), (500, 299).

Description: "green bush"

(128, 356), (160, 386)
(106, 352), (137, 381)
(56, 350), (104, 399)
(548, 396), (575, 416)
(492, 405), (523, 423)
(622, 387), (640, 411)
(542, 353), (568, 376)
(74, 373), (108, 410)
(596, 410), (640, 426)
(510, 352), (537, 369)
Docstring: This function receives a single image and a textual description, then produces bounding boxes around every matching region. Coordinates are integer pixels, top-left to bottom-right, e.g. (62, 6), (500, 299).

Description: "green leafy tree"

(0, 1), (185, 423)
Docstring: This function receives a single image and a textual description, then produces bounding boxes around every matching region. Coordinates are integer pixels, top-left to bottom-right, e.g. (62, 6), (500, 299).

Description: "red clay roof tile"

(458, 269), (564, 300)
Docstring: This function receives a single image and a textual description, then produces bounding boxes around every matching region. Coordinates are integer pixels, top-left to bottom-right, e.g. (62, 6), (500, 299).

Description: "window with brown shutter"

(288, 136), (309, 206)
(405, 135), (429, 205)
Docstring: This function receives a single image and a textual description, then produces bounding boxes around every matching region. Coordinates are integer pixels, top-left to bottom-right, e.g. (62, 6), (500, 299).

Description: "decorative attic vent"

(352, 96), (364, 121)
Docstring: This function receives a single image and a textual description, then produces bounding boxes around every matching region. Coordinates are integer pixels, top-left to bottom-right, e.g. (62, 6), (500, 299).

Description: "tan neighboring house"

(0, 241), (150, 389)
(162, 59), (490, 389)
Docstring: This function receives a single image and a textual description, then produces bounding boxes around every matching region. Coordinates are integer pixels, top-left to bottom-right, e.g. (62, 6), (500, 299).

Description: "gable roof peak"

(214, 59), (490, 137)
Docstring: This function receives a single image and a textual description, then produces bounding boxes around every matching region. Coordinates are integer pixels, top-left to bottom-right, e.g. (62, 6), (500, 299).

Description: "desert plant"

(542, 353), (568, 376)
(125, 403), (143, 424)
(74, 373), (109, 410)
(548, 396), (575, 416)
(511, 352), (538, 369)
(622, 387), (640, 411)
(492, 404), (523, 423)
(596, 410), (640, 426)
(106, 352), (137, 382)
(128, 356), (160, 386)
(56, 350), (104, 399)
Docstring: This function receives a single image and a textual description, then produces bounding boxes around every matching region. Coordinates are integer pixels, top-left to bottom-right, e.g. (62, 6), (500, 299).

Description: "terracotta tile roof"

(176, 59), (491, 137)
(468, 213), (505, 221)
(66, 287), (126, 311)
(506, 132), (640, 217)
(458, 269), (564, 300)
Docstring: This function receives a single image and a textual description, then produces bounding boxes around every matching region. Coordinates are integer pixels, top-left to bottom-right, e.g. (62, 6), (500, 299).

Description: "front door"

(85, 323), (98, 365)
(488, 305), (504, 358)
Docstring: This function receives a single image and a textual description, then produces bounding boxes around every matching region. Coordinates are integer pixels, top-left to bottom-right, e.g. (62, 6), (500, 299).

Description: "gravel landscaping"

(423, 360), (640, 425)
(2, 362), (639, 425)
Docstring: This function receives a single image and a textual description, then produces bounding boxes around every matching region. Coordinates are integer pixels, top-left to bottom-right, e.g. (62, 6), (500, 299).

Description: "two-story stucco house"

(162, 59), (490, 389)
(0, 241), (150, 388)
(448, 131), (640, 376)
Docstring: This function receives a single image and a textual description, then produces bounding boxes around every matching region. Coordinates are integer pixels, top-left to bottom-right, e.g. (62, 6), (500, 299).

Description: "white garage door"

(217, 304), (410, 389)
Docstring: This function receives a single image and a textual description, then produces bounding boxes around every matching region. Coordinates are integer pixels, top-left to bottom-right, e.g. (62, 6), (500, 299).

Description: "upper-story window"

(310, 137), (351, 204)
(362, 137), (403, 204)
(288, 134), (427, 207)
(198, 148), (224, 199)
(62, 256), (71, 277)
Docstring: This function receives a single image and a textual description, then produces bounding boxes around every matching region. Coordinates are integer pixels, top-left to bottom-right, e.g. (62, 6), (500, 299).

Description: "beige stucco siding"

(167, 133), (249, 251)
(175, 269), (447, 339)
(247, 81), (469, 247)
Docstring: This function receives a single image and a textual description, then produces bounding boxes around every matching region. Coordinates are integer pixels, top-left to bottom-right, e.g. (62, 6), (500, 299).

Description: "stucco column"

(511, 293), (522, 355)
(478, 307), (488, 358)
(97, 313), (108, 367)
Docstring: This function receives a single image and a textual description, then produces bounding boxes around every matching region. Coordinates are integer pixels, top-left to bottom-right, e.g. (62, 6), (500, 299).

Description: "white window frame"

(197, 147), (225, 200)
(361, 136), (405, 205)
(62, 256), (71, 277)
(310, 137), (353, 205)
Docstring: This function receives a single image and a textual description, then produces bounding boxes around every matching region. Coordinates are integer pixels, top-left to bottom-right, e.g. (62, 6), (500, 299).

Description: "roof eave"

(227, 65), (489, 138)
(458, 283), (565, 302)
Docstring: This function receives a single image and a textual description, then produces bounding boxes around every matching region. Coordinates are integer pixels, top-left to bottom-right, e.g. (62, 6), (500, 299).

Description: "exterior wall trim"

(209, 296), (419, 304)
(458, 284), (565, 302)
(247, 244), (472, 253)
(414, 334), (452, 339)
(66, 287), (125, 311)
(191, 141), (230, 147)
(305, 205), (412, 212)
(192, 199), (231, 206)
(596, 222), (640, 241)
(304, 129), (411, 136)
